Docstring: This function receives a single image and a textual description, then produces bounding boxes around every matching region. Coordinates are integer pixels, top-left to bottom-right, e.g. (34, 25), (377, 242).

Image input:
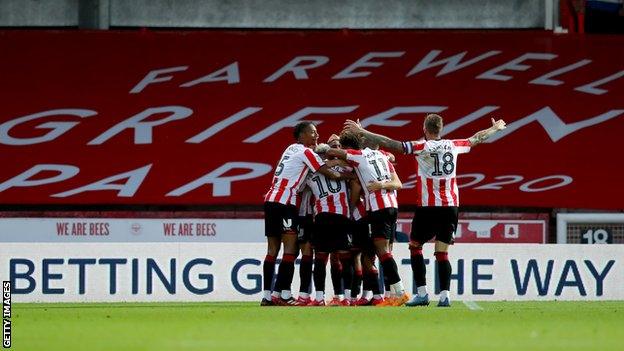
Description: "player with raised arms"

(343, 114), (506, 307)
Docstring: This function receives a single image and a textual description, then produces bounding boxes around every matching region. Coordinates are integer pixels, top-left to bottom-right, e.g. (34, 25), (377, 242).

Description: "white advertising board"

(0, 243), (621, 302)
(0, 217), (546, 243)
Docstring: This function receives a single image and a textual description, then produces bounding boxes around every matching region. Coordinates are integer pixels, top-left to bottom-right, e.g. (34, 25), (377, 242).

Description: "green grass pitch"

(10, 301), (624, 351)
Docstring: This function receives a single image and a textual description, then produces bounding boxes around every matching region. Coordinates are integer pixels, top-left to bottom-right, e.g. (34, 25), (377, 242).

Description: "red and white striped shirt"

(345, 148), (398, 212)
(351, 197), (367, 221)
(298, 186), (314, 216)
(306, 166), (350, 217)
(264, 143), (324, 206)
(402, 139), (471, 207)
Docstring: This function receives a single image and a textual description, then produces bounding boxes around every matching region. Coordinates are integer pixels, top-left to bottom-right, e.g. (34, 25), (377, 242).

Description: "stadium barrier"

(557, 213), (624, 244)
(0, 216), (547, 243)
(1, 243), (620, 302)
(0, 217), (620, 302)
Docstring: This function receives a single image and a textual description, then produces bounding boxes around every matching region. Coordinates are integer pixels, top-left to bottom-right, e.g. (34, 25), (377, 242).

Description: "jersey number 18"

(430, 152), (455, 176)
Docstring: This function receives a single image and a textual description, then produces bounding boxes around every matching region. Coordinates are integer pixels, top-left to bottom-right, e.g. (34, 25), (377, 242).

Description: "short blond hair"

(424, 114), (443, 135)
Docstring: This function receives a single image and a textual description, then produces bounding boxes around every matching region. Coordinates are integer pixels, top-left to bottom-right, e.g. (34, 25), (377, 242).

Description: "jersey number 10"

(311, 176), (342, 198)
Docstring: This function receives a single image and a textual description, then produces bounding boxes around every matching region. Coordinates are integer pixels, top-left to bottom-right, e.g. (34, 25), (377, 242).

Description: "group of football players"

(261, 114), (506, 307)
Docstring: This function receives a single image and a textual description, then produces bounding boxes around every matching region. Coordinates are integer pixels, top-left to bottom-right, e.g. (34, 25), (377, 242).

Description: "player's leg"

(273, 232), (298, 305)
(329, 252), (344, 305)
(434, 206), (458, 307)
(373, 238), (403, 305)
(355, 216), (384, 305)
(383, 240), (393, 299)
(406, 207), (434, 307)
(435, 240), (452, 307)
(359, 252), (383, 305)
(323, 213), (346, 306)
(371, 209), (408, 306)
(261, 202), (282, 306)
(296, 241), (313, 305)
(262, 236), (281, 305)
(295, 215), (314, 305)
(349, 218), (366, 303)
(311, 250), (329, 306)
(310, 213), (329, 306)
(338, 251), (353, 305)
(273, 205), (300, 306)
(350, 250), (363, 303)
(405, 241), (429, 306)
(333, 215), (353, 305)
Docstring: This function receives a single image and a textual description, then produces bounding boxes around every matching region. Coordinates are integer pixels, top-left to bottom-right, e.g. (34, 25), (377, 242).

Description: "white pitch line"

(463, 300), (483, 311)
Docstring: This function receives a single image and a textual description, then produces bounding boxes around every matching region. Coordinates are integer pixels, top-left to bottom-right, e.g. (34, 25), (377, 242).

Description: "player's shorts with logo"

(264, 201), (299, 237)
(297, 214), (314, 243)
(367, 208), (398, 241)
(312, 213), (352, 252)
(410, 206), (459, 245)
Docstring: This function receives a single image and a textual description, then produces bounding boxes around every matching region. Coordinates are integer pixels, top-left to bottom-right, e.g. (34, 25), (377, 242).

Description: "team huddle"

(262, 114), (506, 307)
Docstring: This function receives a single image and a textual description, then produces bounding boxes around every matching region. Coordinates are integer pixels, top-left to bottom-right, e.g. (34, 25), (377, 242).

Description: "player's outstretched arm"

(317, 164), (354, 181)
(343, 119), (404, 154)
(315, 144), (349, 168)
(316, 165), (341, 180)
(325, 148), (348, 160)
(367, 171), (402, 192)
(321, 148), (355, 180)
(468, 118), (506, 146)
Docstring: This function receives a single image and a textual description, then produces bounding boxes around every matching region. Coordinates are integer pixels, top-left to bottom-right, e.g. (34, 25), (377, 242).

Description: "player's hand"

(491, 118), (506, 131)
(367, 181), (384, 192)
(327, 134), (340, 144)
(343, 119), (364, 135)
